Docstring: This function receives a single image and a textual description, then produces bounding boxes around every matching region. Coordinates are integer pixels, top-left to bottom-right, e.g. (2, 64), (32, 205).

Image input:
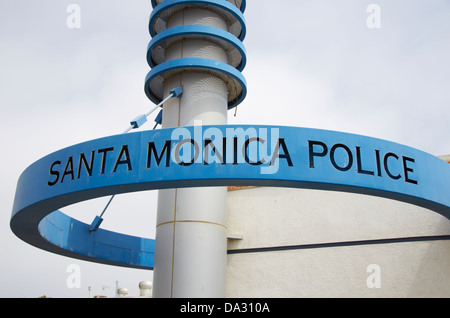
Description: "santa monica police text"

(47, 126), (418, 186)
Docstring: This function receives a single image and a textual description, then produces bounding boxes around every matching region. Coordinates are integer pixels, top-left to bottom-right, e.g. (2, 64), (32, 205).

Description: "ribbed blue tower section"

(144, 0), (247, 109)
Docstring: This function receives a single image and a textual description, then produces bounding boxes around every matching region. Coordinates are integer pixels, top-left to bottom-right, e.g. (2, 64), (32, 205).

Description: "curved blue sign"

(10, 125), (450, 269)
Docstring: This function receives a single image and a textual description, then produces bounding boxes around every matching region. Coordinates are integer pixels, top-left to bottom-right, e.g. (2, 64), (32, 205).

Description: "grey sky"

(1, 1), (449, 297)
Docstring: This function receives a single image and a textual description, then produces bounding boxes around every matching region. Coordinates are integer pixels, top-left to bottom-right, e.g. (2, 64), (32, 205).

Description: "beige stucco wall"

(225, 187), (450, 297)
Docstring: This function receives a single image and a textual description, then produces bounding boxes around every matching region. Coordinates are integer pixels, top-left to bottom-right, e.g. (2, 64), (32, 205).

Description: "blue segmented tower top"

(151, 0), (246, 13)
(145, 0), (248, 109)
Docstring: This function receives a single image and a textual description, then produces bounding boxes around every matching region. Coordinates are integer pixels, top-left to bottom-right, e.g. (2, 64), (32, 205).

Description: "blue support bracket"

(170, 86), (183, 98)
(89, 216), (104, 232)
(153, 110), (163, 129)
(155, 110), (163, 125)
(130, 114), (148, 129)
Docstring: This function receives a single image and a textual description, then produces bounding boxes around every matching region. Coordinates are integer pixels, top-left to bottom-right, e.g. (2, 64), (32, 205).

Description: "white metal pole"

(152, 7), (230, 298)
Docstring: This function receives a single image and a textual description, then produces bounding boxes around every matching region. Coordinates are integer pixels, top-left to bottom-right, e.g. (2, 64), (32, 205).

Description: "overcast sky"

(1, 0), (449, 298)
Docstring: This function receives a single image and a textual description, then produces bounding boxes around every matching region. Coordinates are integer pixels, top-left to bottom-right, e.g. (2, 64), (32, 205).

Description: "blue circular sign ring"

(10, 125), (450, 270)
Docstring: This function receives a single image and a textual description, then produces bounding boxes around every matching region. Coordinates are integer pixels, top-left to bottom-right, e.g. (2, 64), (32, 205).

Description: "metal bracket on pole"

(89, 216), (104, 232)
(170, 85), (183, 98)
(153, 110), (163, 129)
(130, 114), (148, 130)
(89, 86), (183, 231)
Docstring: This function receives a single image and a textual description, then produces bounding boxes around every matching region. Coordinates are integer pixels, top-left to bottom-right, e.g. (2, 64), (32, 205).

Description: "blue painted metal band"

(149, 0), (247, 41)
(144, 58), (247, 108)
(147, 25), (247, 71)
(151, 0), (246, 13)
(37, 211), (155, 269)
(10, 125), (450, 269)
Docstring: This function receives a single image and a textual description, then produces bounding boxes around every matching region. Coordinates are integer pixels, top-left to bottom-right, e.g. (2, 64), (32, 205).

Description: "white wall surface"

(226, 187), (450, 297)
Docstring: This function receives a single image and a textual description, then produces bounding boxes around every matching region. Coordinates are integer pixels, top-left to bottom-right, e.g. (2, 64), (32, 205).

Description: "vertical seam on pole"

(178, 9), (185, 127)
(171, 11), (184, 295)
(171, 10), (185, 295)
(170, 188), (178, 297)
